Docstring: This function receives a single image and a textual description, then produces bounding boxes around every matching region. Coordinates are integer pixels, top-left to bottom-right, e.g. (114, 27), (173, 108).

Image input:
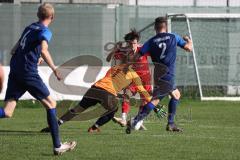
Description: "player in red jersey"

(107, 29), (152, 129)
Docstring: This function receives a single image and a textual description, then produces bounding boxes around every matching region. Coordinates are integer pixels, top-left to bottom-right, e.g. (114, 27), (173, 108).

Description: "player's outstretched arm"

(40, 40), (62, 80)
(182, 35), (193, 52)
(128, 67), (152, 102)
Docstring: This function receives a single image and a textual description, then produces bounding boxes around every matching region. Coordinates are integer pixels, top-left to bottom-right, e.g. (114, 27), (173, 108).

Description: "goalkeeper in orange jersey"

(105, 29), (152, 129)
(40, 63), (154, 132)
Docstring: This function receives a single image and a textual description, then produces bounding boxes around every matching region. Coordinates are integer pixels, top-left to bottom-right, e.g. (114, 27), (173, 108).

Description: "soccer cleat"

(40, 127), (50, 133)
(125, 119), (134, 134)
(112, 117), (127, 127)
(88, 126), (101, 133)
(54, 141), (77, 155)
(166, 123), (183, 132)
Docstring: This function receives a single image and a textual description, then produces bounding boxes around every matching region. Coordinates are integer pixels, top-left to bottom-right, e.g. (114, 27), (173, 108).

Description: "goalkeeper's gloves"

(154, 104), (167, 119)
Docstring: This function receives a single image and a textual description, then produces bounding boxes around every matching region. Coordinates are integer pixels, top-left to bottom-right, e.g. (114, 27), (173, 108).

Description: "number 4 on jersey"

(20, 30), (31, 50)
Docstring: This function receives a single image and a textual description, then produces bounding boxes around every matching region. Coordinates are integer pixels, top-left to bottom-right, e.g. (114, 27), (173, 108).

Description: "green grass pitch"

(0, 99), (240, 160)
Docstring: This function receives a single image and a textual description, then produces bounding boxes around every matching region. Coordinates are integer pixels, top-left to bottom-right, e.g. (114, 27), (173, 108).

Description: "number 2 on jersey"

(158, 42), (166, 59)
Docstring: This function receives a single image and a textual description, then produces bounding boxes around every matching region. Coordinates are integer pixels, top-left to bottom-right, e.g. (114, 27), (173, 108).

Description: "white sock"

(58, 119), (64, 124)
(122, 113), (127, 121)
(94, 124), (99, 128)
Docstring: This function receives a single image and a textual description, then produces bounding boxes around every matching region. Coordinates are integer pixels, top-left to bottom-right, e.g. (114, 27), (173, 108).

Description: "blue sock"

(47, 108), (61, 148)
(0, 107), (5, 118)
(133, 102), (155, 126)
(168, 98), (179, 124)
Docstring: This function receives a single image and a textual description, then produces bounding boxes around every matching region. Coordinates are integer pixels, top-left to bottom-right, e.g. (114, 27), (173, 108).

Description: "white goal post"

(167, 13), (240, 101)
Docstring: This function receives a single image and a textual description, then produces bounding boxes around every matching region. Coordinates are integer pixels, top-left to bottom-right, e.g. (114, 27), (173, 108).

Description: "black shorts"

(79, 86), (118, 111)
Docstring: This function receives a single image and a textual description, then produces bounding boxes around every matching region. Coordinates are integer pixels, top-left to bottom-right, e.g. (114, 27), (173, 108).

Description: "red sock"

(122, 101), (130, 114)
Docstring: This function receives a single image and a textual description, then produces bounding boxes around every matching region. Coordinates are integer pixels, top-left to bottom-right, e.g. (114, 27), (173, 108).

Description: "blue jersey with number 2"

(140, 33), (186, 77)
(10, 22), (52, 76)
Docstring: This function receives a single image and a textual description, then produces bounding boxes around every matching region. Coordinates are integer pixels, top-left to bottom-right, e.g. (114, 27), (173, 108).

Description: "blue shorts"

(5, 73), (50, 101)
(152, 74), (176, 99)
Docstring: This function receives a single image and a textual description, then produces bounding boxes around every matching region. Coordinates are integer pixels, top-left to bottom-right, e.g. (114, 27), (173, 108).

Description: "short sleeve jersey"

(140, 32), (186, 77)
(10, 22), (52, 76)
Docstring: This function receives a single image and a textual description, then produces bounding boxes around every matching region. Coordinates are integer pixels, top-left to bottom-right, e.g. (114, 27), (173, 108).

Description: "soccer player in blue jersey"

(0, 3), (76, 155)
(127, 17), (192, 133)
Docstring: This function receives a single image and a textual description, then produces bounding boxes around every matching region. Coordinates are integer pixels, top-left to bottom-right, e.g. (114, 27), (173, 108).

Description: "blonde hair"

(37, 3), (54, 21)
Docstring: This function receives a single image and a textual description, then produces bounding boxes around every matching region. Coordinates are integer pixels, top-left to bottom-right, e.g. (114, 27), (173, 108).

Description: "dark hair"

(154, 17), (167, 31)
(124, 28), (140, 42)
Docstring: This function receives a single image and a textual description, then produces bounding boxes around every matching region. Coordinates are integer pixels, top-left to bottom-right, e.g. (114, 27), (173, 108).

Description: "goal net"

(139, 13), (240, 101)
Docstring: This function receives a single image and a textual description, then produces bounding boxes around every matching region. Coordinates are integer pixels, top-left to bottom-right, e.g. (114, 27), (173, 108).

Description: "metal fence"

(1, 4), (239, 65)
(1, 4), (240, 96)
(2, 0), (239, 7)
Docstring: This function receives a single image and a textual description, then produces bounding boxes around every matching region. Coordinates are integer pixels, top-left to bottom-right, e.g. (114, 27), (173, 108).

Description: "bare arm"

(10, 41), (19, 55)
(40, 40), (61, 80)
(182, 36), (193, 52)
(41, 40), (55, 70)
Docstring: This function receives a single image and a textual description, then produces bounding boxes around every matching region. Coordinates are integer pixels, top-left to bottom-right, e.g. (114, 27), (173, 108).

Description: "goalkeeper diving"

(40, 61), (162, 132)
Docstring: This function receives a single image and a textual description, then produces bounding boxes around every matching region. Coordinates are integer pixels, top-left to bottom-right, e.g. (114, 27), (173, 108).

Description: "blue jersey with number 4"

(140, 32), (186, 77)
(10, 22), (52, 76)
